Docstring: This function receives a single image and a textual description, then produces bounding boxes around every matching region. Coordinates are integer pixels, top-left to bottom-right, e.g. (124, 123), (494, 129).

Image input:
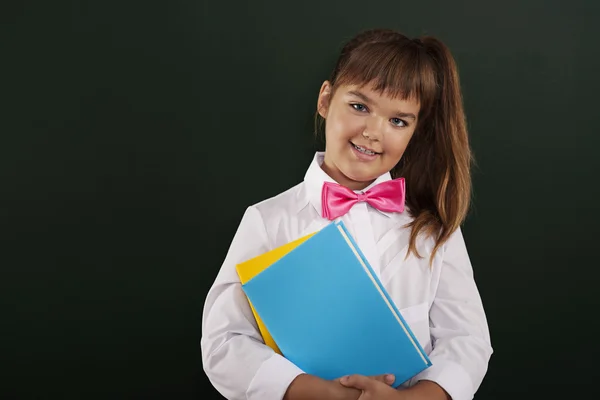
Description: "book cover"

(241, 220), (431, 387)
(236, 232), (316, 354)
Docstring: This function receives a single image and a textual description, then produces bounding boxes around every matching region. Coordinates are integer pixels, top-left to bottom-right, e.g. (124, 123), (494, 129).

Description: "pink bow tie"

(321, 178), (405, 220)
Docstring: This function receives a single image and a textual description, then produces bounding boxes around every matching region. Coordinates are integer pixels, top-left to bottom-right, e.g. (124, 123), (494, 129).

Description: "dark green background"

(2, 1), (599, 399)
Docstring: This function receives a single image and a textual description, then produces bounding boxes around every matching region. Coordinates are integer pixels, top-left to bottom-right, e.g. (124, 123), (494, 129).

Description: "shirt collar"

(297, 151), (393, 217)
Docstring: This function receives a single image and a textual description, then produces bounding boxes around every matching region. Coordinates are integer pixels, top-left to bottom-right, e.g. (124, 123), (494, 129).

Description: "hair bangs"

(332, 41), (438, 115)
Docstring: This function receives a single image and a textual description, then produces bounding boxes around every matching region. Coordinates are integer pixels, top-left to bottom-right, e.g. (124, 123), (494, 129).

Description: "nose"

(363, 115), (383, 141)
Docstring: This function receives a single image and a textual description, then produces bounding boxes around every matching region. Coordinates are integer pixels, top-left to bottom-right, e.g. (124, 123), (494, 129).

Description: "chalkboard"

(2, 1), (599, 399)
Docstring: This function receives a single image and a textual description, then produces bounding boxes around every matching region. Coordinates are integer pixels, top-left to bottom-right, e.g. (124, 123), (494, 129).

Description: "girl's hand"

(339, 374), (405, 400)
(340, 376), (451, 400)
(334, 374), (395, 386)
(330, 374), (397, 400)
(283, 373), (396, 400)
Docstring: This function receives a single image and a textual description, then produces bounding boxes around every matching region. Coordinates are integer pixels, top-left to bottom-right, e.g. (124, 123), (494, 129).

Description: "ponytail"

(393, 36), (473, 264)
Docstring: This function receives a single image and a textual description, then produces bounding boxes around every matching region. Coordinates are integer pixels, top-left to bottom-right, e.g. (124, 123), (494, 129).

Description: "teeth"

(353, 143), (376, 155)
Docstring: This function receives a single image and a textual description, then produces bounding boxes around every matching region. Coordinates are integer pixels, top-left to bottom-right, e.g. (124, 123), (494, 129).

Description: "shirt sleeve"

(408, 227), (493, 400)
(201, 206), (305, 400)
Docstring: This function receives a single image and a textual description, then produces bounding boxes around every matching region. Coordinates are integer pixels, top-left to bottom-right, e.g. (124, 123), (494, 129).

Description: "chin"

(341, 167), (381, 185)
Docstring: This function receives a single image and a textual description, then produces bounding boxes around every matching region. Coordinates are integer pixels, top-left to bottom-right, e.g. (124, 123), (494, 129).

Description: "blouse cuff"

(411, 358), (474, 400)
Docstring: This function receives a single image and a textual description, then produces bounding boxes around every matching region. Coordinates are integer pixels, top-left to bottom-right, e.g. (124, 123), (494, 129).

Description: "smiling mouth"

(350, 142), (381, 156)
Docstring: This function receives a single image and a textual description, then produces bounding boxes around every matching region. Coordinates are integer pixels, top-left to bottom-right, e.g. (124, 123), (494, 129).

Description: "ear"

(317, 80), (332, 118)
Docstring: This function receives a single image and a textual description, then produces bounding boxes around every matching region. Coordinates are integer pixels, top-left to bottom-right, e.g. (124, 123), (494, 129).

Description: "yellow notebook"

(236, 233), (316, 354)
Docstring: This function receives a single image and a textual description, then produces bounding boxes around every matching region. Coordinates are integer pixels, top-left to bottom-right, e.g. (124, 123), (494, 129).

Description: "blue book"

(241, 220), (431, 387)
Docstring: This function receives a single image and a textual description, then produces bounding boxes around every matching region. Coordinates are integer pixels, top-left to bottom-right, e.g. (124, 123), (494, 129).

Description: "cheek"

(383, 134), (412, 159)
(327, 113), (362, 142)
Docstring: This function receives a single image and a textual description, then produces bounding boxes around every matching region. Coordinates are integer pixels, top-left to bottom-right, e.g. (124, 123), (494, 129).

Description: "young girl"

(201, 29), (492, 400)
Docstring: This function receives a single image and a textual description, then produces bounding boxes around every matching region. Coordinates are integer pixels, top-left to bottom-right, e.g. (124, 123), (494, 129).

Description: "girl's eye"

(351, 103), (367, 112)
(391, 117), (407, 127)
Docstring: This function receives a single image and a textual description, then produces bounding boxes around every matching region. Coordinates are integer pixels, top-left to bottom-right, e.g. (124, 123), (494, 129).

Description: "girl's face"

(317, 80), (421, 190)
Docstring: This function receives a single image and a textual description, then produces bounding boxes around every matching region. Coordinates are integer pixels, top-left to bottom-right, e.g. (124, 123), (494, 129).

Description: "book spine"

(334, 221), (431, 366)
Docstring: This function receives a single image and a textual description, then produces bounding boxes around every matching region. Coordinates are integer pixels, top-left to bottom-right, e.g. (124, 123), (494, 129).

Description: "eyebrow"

(347, 90), (417, 120)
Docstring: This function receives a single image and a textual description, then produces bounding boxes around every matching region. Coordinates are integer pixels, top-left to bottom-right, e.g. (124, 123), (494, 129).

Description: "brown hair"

(316, 29), (473, 264)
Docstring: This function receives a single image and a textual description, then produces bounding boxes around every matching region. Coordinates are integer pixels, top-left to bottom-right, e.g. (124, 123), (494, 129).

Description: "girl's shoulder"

(249, 181), (307, 223)
(246, 181), (321, 248)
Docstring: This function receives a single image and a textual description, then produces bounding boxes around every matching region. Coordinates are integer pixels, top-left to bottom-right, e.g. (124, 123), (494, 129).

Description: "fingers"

(340, 374), (371, 390)
(371, 374), (396, 385)
(337, 373), (396, 388)
(339, 373), (395, 389)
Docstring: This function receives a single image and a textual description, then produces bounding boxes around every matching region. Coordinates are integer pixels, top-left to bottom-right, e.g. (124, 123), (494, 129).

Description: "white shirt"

(201, 152), (492, 400)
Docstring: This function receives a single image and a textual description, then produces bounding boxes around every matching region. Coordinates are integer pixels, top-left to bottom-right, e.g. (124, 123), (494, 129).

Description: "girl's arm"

(201, 206), (377, 400)
(202, 206), (308, 400)
(406, 228), (493, 400)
